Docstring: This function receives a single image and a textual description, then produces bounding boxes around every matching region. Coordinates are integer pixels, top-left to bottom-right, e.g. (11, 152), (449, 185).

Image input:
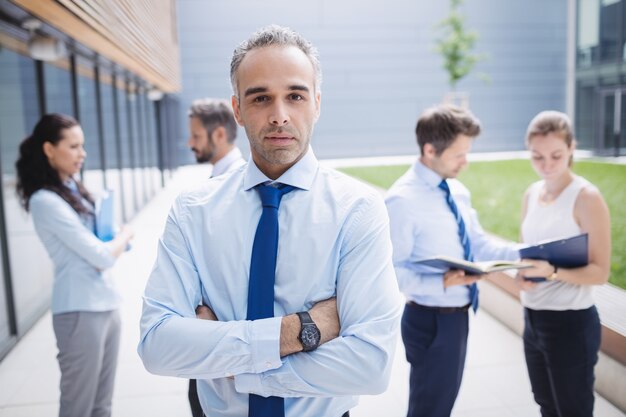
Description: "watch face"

(301, 325), (321, 349)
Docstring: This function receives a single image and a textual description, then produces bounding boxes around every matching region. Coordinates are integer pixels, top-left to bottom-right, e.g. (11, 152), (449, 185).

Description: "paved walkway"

(0, 158), (624, 417)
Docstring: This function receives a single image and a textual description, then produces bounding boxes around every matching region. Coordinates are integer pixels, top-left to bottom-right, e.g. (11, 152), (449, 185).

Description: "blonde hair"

(525, 110), (575, 165)
(525, 111), (574, 146)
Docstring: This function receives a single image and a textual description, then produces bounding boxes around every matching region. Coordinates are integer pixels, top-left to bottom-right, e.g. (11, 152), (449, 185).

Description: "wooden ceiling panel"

(11, 0), (180, 92)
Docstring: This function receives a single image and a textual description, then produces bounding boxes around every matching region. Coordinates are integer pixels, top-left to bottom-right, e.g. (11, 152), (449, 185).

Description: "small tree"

(435, 0), (486, 92)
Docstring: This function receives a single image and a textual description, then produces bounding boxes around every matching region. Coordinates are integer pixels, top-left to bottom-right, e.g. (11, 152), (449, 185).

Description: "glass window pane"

(115, 78), (135, 219)
(0, 48), (53, 334)
(44, 59), (73, 116)
(577, 0), (600, 66)
(76, 58), (104, 192)
(137, 91), (151, 200)
(101, 71), (118, 172)
(128, 85), (144, 209)
(100, 70), (124, 221)
(600, 0), (623, 62)
(603, 94), (616, 152)
(575, 84), (595, 149)
(144, 95), (161, 193)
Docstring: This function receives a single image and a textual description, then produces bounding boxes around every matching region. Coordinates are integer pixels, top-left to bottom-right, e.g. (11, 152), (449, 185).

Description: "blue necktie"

(438, 180), (479, 312)
(247, 183), (294, 417)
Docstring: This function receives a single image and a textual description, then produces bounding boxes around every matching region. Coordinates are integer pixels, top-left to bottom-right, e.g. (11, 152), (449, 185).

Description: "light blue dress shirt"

(139, 148), (403, 417)
(30, 186), (120, 314)
(210, 147), (246, 178)
(385, 159), (519, 308)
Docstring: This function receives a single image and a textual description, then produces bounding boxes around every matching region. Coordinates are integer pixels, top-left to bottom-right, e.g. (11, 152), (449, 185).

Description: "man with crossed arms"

(139, 25), (401, 417)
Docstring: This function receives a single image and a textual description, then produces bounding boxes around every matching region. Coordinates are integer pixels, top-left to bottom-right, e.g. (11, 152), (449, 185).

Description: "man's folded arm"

(138, 200), (283, 379)
(233, 196), (404, 397)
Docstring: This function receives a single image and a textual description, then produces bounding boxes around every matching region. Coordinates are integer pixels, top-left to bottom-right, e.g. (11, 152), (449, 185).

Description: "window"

(76, 56), (104, 192)
(44, 58), (73, 116)
(0, 47), (52, 335)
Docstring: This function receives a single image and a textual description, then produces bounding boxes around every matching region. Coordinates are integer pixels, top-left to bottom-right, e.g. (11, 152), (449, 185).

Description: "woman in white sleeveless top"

(516, 111), (611, 417)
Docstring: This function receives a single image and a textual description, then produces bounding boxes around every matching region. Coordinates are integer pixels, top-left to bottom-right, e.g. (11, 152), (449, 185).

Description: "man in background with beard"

(187, 98), (245, 178)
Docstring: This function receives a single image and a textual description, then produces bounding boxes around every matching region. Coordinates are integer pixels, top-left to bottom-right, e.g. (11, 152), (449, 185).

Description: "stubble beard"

(193, 148), (213, 164)
(247, 125), (312, 166)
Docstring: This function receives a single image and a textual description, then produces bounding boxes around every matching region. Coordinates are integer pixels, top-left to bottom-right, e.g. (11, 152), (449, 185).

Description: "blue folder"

(519, 233), (588, 282)
(95, 190), (115, 242)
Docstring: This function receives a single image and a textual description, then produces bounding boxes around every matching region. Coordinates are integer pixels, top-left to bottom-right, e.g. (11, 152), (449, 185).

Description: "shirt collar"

(243, 146), (318, 191)
(64, 177), (80, 194)
(412, 158), (444, 190)
(212, 147), (243, 178)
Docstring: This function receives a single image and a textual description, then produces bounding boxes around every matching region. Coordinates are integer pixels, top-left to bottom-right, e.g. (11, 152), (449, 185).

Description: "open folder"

(95, 190), (115, 242)
(519, 233), (589, 282)
(413, 256), (532, 275)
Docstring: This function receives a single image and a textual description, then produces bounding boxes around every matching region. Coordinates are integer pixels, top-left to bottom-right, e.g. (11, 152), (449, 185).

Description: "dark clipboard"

(519, 233), (588, 281)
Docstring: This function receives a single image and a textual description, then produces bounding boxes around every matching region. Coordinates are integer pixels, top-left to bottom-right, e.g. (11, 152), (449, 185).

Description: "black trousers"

(401, 303), (469, 417)
(188, 379), (203, 417)
(523, 306), (600, 417)
(200, 410), (350, 416)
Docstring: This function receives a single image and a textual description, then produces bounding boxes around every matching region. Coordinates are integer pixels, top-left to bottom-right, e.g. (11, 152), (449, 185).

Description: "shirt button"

(265, 361), (272, 369)
(225, 372), (232, 377)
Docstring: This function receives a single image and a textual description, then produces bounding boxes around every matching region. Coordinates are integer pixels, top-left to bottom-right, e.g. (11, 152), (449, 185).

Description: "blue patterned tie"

(247, 183), (294, 417)
(438, 180), (479, 312)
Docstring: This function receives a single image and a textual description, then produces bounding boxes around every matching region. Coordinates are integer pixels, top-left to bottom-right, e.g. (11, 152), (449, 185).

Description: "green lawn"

(340, 160), (626, 289)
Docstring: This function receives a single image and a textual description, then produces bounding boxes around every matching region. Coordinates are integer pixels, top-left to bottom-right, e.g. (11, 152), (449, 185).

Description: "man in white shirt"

(140, 25), (402, 417)
(187, 98), (246, 178)
(385, 104), (519, 417)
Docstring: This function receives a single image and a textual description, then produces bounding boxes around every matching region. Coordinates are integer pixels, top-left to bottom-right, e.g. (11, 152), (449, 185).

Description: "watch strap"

(296, 311), (315, 326)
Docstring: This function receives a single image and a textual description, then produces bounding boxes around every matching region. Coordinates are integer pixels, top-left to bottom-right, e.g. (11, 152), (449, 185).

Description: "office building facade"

(576, 0), (626, 155)
(0, 0), (182, 358)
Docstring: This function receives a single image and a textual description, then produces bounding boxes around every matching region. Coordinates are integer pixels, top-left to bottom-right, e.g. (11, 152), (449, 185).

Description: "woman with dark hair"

(16, 113), (133, 417)
(516, 111), (611, 417)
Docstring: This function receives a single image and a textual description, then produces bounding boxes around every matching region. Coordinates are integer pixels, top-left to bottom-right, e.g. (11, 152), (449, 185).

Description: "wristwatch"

(296, 311), (321, 352)
(547, 265), (558, 281)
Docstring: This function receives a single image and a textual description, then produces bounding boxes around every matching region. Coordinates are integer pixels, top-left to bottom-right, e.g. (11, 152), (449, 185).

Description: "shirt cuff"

(249, 317), (282, 373)
(234, 372), (265, 396)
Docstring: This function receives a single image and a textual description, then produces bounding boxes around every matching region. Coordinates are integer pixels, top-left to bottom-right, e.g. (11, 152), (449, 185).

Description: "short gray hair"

(230, 24), (322, 98)
(188, 98), (237, 143)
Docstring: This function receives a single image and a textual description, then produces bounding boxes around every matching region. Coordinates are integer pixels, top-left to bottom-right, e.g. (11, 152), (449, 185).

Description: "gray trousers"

(53, 310), (121, 417)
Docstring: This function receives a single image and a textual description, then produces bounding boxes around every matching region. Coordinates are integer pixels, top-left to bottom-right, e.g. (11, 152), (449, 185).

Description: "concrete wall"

(175, 0), (568, 163)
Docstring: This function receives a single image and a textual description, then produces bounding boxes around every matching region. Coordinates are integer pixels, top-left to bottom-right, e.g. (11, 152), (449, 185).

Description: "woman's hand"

(514, 272), (538, 291)
(107, 224), (135, 258)
(119, 225), (134, 242)
(517, 259), (555, 280)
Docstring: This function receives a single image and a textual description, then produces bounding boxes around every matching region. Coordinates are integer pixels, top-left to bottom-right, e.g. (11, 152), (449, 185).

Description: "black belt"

(407, 301), (470, 314)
